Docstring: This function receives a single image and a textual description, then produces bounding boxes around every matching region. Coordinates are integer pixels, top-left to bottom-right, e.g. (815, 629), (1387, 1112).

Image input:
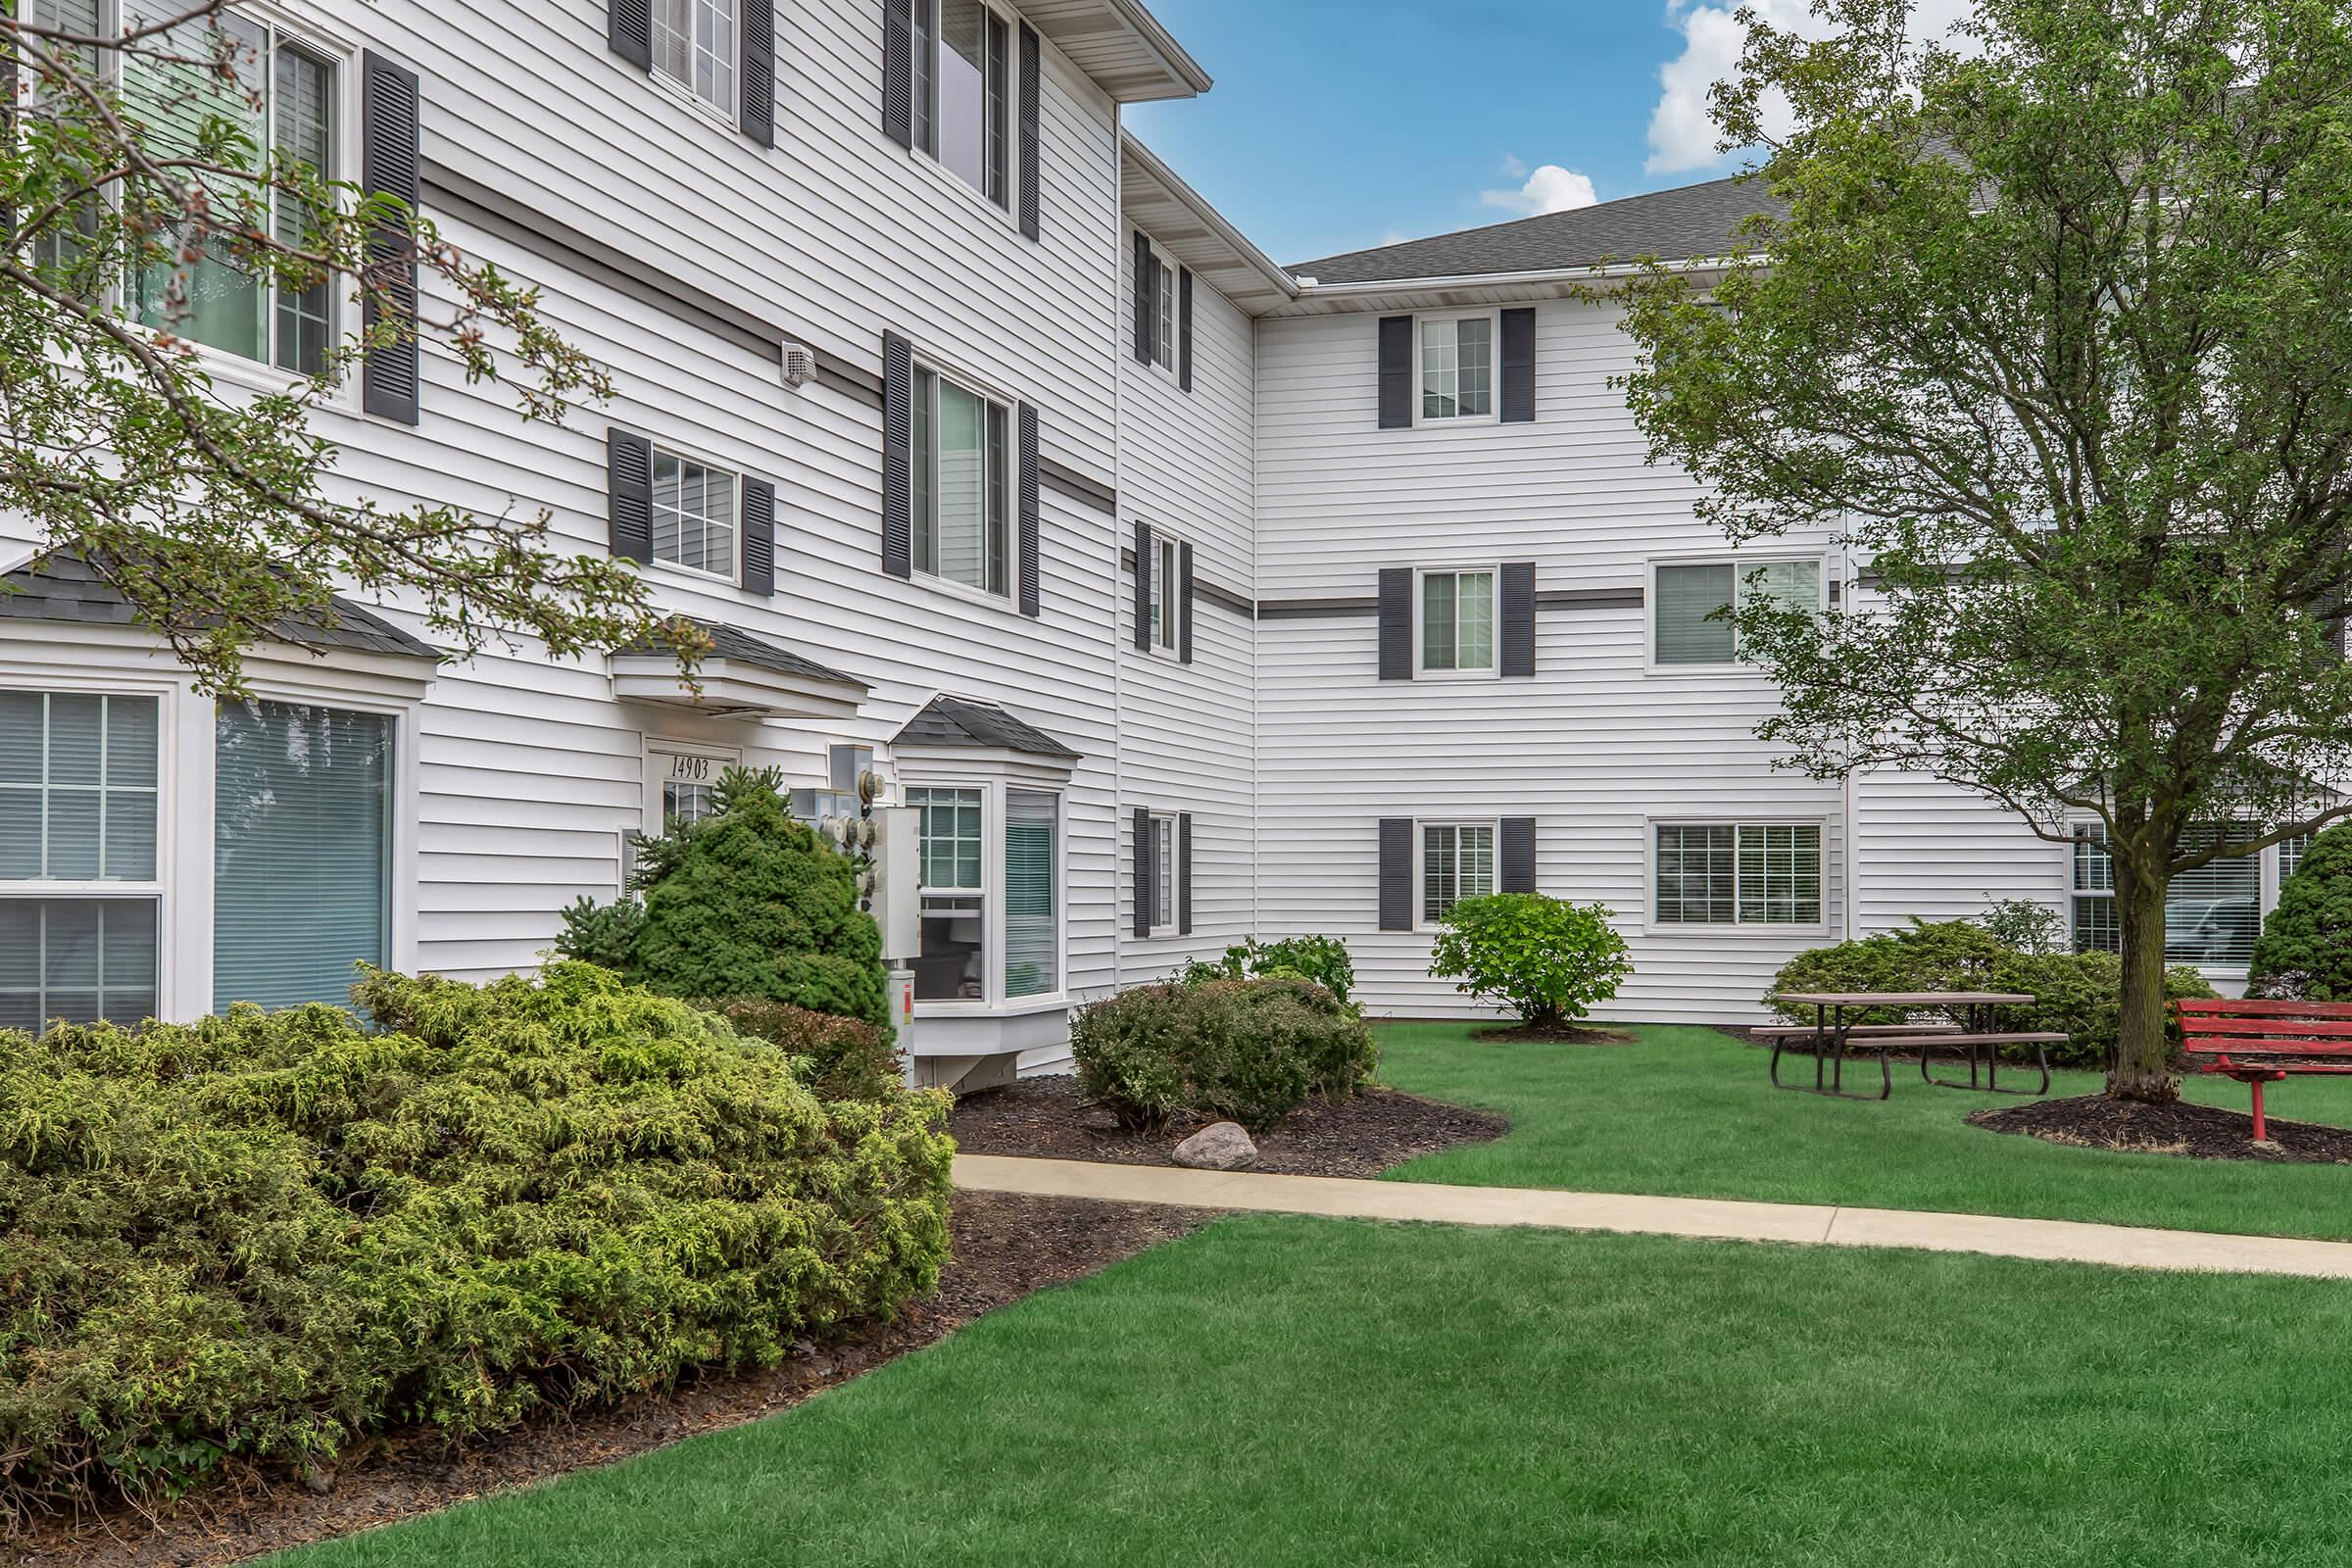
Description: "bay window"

(1004, 790), (1058, 998)
(909, 786), (986, 1001)
(906, 780), (1062, 1005)
(911, 364), (1011, 598)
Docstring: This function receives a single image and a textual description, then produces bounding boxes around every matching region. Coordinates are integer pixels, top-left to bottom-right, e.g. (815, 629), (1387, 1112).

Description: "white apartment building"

(0, 0), (2291, 1073)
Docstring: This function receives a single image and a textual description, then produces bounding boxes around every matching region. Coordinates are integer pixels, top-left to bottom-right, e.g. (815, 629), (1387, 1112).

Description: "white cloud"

(1480, 164), (1599, 218)
(1645, 0), (1977, 175)
(1498, 153), (1529, 179)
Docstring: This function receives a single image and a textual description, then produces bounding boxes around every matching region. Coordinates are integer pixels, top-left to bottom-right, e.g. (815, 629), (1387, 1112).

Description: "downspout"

(1110, 106), (1126, 996)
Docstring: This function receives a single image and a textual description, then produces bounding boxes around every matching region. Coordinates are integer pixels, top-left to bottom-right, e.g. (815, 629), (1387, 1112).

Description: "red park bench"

(2178, 998), (2352, 1141)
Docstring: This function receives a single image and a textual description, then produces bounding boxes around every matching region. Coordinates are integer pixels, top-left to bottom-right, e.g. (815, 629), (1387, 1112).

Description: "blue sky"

(1124, 0), (1759, 267)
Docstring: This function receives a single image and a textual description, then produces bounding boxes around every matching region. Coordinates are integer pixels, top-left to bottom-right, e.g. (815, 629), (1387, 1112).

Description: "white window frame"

(901, 772), (1066, 1011)
(1147, 531), (1182, 657)
(906, 0), (1017, 220)
(1415, 819), (1497, 931)
(1145, 809), (1180, 937)
(99, 1), (363, 403)
(648, 0), (742, 127)
(2068, 820), (2277, 978)
(1413, 564), (1500, 679)
(1645, 554), (1829, 675)
(646, 439), (743, 585)
(1411, 310), (1501, 428)
(1141, 235), (1179, 377)
(1648, 818), (1829, 934)
(909, 353), (1015, 606)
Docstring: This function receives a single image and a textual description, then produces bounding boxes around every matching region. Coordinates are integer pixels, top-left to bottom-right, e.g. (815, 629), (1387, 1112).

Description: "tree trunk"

(2107, 855), (2180, 1103)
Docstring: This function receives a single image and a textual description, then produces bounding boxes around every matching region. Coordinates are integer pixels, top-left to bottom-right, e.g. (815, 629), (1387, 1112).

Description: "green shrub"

(1977, 898), (2067, 956)
(1768, 920), (2218, 1067)
(1070, 977), (1376, 1134)
(2249, 824), (2352, 1000)
(558, 767), (887, 1027)
(1426, 894), (1633, 1029)
(1176, 935), (1357, 1009)
(0, 962), (951, 1521)
(705, 997), (904, 1102)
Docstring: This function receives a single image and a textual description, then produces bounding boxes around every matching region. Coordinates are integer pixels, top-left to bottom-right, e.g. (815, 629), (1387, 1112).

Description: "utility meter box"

(870, 806), (919, 964)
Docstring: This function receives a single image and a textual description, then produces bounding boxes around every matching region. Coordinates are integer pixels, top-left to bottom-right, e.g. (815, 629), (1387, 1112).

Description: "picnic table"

(1765, 991), (2064, 1102)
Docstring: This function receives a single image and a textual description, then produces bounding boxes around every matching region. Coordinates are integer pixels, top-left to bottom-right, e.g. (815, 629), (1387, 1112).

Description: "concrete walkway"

(955, 1153), (2352, 1281)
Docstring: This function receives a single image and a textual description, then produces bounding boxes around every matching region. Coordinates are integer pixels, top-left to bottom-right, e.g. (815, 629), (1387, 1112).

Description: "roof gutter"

(1290, 254), (1741, 297)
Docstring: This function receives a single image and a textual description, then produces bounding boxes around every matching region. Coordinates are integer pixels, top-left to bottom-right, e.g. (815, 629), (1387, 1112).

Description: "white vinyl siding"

(1653, 559), (1822, 667)
(1655, 823), (1821, 926)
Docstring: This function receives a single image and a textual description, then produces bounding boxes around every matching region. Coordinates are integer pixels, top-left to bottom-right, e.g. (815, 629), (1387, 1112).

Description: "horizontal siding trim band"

(418, 161), (866, 391)
(1041, 458), (1116, 514)
(1535, 587), (1645, 611)
(1260, 587), (1644, 620)
(1116, 548), (1253, 619)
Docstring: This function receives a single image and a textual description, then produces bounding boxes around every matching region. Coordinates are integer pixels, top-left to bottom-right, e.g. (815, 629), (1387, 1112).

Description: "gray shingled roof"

(0, 550), (439, 660)
(623, 616), (869, 690)
(894, 695), (1082, 760)
(1291, 174), (1784, 285)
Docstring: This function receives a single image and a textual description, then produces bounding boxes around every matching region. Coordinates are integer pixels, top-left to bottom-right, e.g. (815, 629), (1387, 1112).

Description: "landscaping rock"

(1173, 1121), (1258, 1171)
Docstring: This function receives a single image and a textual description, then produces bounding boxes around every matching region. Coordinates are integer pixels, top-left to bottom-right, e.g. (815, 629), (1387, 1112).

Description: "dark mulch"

(1470, 1024), (1638, 1045)
(1970, 1095), (2352, 1163)
(10, 1192), (1215, 1568)
(948, 1075), (1509, 1178)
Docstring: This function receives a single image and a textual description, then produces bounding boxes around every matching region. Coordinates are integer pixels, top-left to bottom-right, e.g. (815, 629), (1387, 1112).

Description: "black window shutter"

(740, 0), (775, 147)
(1377, 566), (1413, 680)
(1017, 402), (1041, 616)
(1500, 818), (1537, 894)
(608, 428), (654, 563)
(360, 53), (421, 426)
(1378, 315), (1413, 430)
(1178, 541), (1195, 664)
(1178, 268), (1195, 392)
(610, 0), (652, 70)
(1178, 813), (1194, 936)
(882, 0), (913, 148)
(1017, 23), (1041, 240)
(1378, 819), (1413, 932)
(1499, 562), (1536, 677)
(1134, 807), (1154, 939)
(1500, 307), (1537, 423)
(1133, 232), (1154, 365)
(881, 332), (913, 578)
(742, 475), (775, 596)
(1132, 521), (1152, 651)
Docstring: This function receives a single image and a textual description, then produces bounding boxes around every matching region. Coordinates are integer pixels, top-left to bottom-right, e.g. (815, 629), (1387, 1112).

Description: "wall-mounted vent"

(779, 341), (817, 388)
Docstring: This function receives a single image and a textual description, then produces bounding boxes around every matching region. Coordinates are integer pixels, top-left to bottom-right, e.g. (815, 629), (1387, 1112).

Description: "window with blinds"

(1422, 824), (1494, 924)
(2072, 823), (2261, 965)
(1655, 822), (1822, 925)
(1004, 790), (1058, 999)
(0, 691), (162, 1029)
(1653, 559), (1822, 666)
(213, 701), (391, 1012)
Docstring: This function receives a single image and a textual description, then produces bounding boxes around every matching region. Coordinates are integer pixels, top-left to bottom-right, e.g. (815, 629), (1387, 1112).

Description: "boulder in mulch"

(1173, 1121), (1259, 1171)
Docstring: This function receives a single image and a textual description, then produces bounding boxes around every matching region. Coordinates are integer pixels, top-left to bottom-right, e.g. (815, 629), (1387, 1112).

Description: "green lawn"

(275, 1216), (2352, 1568)
(1375, 1021), (2352, 1241)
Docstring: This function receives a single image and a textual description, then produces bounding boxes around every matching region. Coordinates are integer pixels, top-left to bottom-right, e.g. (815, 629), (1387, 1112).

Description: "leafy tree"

(559, 768), (888, 1027)
(1617, 0), (2352, 1101)
(1427, 894), (1633, 1031)
(0, 3), (699, 693)
(2248, 826), (2352, 1000)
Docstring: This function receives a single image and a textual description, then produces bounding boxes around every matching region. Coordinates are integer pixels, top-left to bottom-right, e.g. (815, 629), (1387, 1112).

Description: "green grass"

(274, 1216), (2352, 1568)
(1375, 1021), (2352, 1241)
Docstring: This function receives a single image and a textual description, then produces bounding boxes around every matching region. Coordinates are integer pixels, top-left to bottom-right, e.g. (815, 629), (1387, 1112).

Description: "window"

(1145, 812), (1178, 933)
(652, 447), (739, 579)
(1419, 315), (1494, 422)
(911, 365), (1011, 597)
(2072, 824), (2262, 967)
(1419, 569), (1496, 673)
(908, 786), (985, 1001)
(2281, 833), (2313, 885)
(1150, 534), (1180, 653)
(911, 0), (1010, 207)
(1152, 251), (1177, 373)
(653, 0), (736, 117)
(212, 701), (391, 1012)
(124, 3), (337, 375)
(0, 691), (162, 1030)
(1422, 824), (1494, 924)
(649, 746), (736, 831)
(1655, 823), (1822, 926)
(1653, 559), (1823, 666)
(1004, 790), (1058, 998)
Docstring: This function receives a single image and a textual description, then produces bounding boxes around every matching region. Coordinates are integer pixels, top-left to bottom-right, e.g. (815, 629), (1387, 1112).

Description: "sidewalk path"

(955, 1153), (2352, 1280)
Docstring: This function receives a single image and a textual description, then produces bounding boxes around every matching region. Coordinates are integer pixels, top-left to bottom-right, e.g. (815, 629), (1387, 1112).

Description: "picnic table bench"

(1768, 992), (2065, 1102)
(2179, 998), (2352, 1141)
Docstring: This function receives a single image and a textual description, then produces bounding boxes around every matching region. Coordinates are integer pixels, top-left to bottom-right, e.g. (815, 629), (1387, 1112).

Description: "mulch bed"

(1970, 1095), (2352, 1163)
(947, 1075), (1509, 1178)
(10, 1192), (1216, 1568)
(1470, 1024), (1638, 1045)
